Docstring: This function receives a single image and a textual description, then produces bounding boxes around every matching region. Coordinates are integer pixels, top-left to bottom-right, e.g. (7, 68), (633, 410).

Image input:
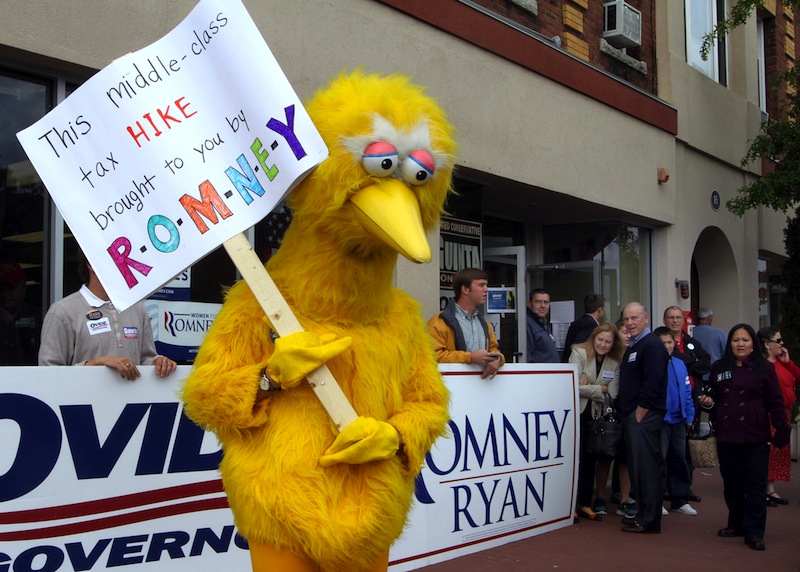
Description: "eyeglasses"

(770, 338), (784, 345)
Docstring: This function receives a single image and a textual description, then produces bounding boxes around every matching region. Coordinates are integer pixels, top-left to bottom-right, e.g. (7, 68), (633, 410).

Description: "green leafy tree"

(782, 211), (800, 419)
(702, 1), (800, 215)
(703, 2), (800, 419)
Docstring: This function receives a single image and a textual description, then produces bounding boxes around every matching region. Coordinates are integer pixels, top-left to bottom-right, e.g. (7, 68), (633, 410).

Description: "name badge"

(86, 317), (112, 336)
(628, 351), (637, 363)
(716, 370), (732, 382)
(123, 327), (139, 339)
(602, 371), (615, 381)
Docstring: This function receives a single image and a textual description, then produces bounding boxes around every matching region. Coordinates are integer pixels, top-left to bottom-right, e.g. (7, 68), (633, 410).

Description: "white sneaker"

(672, 503), (697, 516)
(661, 506), (669, 516)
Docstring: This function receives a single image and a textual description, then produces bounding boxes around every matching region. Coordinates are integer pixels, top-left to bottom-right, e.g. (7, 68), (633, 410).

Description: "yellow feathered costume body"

(182, 71), (456, 572)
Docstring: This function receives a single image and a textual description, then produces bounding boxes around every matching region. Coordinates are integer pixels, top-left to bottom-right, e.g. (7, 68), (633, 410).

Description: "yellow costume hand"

(267, 331), (352, 389)
(319, 416), (400, 466)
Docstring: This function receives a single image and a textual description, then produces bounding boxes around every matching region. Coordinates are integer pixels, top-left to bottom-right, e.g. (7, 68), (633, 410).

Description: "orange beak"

(349, 179), (431, 263)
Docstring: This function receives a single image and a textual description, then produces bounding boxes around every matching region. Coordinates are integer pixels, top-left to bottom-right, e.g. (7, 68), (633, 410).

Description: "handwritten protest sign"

(17, 0), (327, 311)
(18, 0), (357, 430)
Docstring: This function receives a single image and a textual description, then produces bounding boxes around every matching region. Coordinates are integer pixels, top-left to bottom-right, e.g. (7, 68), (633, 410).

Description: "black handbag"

(585, 396), (623, 459)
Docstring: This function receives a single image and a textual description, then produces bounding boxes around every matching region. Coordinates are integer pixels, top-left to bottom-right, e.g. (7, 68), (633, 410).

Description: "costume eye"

(400, 149), (435, 185)
(362, 142), (398, 177)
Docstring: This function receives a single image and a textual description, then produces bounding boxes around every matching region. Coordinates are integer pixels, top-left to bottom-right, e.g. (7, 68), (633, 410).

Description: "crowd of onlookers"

(5, 258), (798, 553)
(427, 268), (798, 552)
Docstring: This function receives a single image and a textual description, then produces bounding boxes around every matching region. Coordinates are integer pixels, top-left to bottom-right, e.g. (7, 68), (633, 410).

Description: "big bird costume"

(182, 71), (456, 572)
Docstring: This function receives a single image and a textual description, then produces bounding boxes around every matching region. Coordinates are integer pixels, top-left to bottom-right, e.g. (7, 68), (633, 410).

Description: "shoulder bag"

(585, 395), (623, 459)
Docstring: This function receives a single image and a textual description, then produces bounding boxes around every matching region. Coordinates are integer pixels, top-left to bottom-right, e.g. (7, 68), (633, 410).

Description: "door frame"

(484, 245), (527, 361)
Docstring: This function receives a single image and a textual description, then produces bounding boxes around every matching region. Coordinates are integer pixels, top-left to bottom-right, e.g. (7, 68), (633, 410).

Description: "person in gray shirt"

(38, 252), (176, 379)
(691, 306), (727, 375)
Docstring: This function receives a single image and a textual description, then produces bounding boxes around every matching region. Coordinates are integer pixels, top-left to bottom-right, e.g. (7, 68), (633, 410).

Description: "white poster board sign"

(388, 364), (578, 570)
(16, 0), (327, 311)
(0, 366), (246, 571)
(0, 364), (577, 570)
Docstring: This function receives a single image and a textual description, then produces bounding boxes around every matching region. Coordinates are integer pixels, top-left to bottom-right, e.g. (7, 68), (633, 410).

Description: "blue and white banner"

(150, 300), (221, 362)
(389, 364), (578, 570)
(0, 364), (577, 571)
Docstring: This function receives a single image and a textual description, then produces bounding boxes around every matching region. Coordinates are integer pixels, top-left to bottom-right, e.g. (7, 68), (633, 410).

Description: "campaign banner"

(151, 300), (222, 362)
(388, 364), (578, 570)
(0, 364), (577, 571)
(16, 0), (327, 312)
(0, 366), (246, 571)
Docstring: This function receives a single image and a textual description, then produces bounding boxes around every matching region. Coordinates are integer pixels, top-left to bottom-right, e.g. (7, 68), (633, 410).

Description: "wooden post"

(223, 232), (358, 431)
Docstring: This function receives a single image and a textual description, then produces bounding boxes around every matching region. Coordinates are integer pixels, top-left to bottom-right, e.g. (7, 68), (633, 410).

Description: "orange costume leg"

(249, 542), (319, 572)
(248, 542), (389, 572)
(364, 551), (389, 572)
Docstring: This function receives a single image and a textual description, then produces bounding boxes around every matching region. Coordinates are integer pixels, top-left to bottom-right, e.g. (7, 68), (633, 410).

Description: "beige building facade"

(0, 0), (788, 363)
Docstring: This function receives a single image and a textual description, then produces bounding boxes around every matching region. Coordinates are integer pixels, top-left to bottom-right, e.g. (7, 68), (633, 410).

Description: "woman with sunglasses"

(757, 326), (800, 506)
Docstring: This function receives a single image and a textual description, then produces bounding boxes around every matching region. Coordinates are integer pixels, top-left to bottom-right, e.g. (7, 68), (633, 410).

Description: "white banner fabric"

(0, 363), (578, 571)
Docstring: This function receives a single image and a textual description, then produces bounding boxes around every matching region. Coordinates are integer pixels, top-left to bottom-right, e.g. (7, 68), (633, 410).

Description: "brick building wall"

(758, 2), (798, 175)
(469, 0), (657, 95)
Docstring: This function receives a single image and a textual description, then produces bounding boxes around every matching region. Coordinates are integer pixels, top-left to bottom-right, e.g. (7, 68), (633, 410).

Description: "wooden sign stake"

(223, 232), (359, 431)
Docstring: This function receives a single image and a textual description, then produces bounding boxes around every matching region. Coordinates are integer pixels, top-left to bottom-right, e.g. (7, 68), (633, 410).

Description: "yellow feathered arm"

(181, 282), (272, 431)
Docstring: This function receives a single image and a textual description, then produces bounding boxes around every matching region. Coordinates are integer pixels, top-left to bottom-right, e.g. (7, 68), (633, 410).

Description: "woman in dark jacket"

(698, 323), (790, 551)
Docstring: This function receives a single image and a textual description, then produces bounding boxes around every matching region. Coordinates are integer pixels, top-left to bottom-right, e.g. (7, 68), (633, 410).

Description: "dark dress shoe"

(688, 492), (702, 502)
(767, 493), (789, 505)
(745, 536), (766, 551)
(622, 523), (659, 534)
(621, 515), (638, 525)
(717, 527), (743, 538)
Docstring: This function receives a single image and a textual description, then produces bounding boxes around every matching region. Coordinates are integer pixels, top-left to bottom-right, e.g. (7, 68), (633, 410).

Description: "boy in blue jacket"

(654, 326), (697, 516)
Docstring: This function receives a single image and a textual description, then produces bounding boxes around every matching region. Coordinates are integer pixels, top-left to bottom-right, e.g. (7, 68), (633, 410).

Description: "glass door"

(484, 245), (526, 362)
(528, 261), (601, 356)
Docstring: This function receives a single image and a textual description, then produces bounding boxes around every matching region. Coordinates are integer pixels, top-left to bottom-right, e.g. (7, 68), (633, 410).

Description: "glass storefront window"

(541, 222), (651, 323)
(0, 71), (51, 364)
(1, 73), (300, 363)
(1, 65), (297, 366)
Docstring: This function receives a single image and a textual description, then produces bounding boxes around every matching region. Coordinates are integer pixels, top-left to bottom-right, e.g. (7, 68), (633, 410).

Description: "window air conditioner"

(603, 0), (642, 49)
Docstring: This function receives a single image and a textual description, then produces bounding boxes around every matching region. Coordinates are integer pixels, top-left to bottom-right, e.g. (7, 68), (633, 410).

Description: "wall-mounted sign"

(711, 190), (721, 211)
(151, 300), (222, 362)
(438, 217), (482, 310)
(486, 287), (516, 314)
(148, 268), (191, 301)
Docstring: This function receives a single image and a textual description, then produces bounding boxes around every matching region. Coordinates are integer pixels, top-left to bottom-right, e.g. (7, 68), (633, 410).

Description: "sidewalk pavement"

(417, 464), (800, 571)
